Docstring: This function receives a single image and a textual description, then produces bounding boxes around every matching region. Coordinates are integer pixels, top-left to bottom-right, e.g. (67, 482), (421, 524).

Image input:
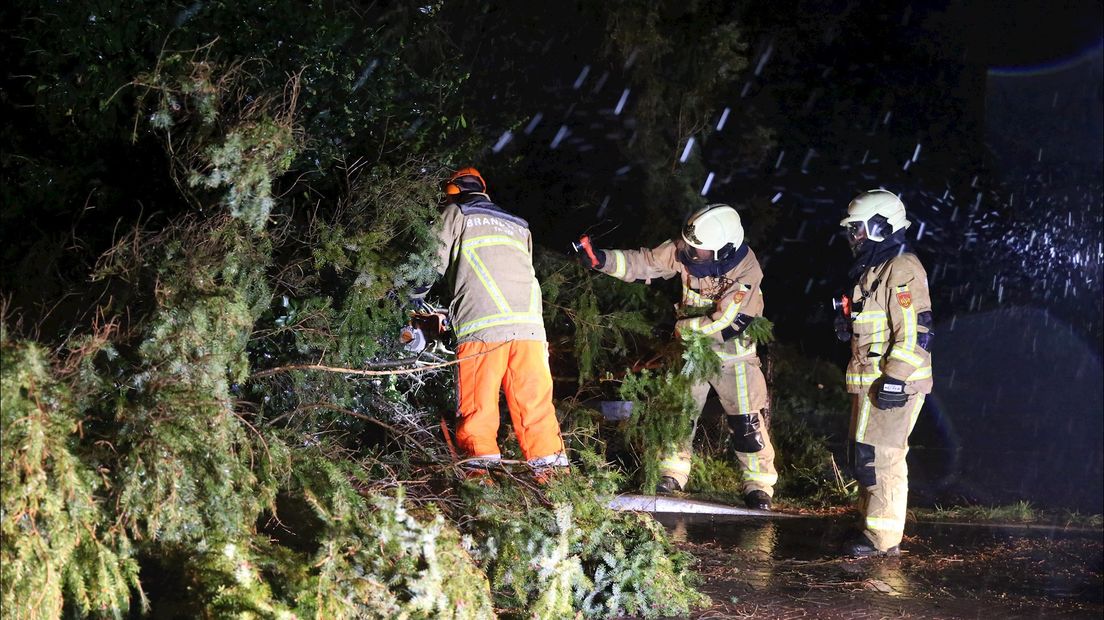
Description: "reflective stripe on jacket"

(598, 240), (765, 361)
(846, 253), (934, 394)
(434, 198), (546, 343)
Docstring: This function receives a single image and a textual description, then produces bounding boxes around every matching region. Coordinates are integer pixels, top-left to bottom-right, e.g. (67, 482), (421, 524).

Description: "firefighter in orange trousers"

(412, 167), (568, 481)
(836, 189), (934, 557)
(581, 204), (778, 510)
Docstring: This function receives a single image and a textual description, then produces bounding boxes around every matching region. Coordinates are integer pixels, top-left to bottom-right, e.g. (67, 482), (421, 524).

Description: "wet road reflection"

(656, 513), (1103, 619)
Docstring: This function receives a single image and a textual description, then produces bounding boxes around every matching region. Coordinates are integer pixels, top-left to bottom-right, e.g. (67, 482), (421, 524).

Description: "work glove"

(575, 247), (606, 269)
(727, 413), (765, 453)
(721, 313), (754, 340)
(834, 315), (852, 342)
(874, 376), (908, 409)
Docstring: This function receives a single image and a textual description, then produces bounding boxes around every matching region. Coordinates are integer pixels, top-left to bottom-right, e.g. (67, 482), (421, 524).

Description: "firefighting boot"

(655, 476), (683, 495)
(842, 534), (900, 558)
(744, 490), (772, 511)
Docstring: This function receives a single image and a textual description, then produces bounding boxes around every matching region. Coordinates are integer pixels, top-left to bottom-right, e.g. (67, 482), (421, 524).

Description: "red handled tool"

(832, 294), (852, 319)
(572, 234), (600, 268)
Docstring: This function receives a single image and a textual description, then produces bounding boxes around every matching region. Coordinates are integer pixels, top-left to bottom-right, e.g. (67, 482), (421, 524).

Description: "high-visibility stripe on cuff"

(698, 300), (741, 335)
(852, 311), (887, 325)
(889, 346), (925, 367)
(609, 250), (627, 278)
(907, 366), (932, 380)
(684, 287), (711, 306)
(846, 364), (932, 388)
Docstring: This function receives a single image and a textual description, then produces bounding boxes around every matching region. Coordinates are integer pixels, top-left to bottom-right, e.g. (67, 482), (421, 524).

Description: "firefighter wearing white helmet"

(836, 189), (934, 557)
(580, 204), (779, 511)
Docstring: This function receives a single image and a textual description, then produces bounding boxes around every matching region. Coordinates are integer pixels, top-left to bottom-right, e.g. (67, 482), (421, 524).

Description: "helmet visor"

(676, 239), (714, 264)
(845, 221), (867, 243)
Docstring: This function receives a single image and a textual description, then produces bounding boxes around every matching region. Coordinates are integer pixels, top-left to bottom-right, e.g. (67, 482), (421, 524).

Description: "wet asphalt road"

(657, 513), (1103, 619)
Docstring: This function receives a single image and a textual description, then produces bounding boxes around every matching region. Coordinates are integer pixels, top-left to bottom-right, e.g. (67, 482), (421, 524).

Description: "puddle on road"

(657, 513), (1104, 618)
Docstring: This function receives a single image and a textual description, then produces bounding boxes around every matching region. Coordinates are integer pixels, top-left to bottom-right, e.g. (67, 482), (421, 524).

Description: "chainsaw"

(399, 300), (453, 355)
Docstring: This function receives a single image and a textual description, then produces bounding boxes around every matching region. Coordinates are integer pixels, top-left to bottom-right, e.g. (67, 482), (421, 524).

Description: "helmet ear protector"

(845, 214), (892, 244)
(442, 167), (486, 196)
(866, 214), (891, 240)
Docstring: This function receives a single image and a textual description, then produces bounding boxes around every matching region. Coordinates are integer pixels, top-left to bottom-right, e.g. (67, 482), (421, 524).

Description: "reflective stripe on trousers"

(658, 360), (777, 494)
(853, 393), (925, 551)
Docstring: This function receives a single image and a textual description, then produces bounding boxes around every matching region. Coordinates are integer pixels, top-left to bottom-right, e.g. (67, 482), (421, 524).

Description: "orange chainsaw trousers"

(454, 340), (565, 461)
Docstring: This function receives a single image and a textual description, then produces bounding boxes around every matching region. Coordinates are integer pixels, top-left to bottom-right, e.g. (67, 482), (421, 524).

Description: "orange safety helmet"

(443, 166), (487, 196)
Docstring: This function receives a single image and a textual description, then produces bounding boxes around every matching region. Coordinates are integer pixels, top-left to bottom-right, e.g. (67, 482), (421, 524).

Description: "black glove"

(720, 313), (753, 340)
(834, 315), (852, 342)
(727, 413), (765, 453)
(577, 248), (606, 269)
(874, 376), (908, 409)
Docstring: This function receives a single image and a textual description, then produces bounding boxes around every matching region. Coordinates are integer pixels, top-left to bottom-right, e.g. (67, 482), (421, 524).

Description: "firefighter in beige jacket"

(837, 189), (934, 557)
(415, 168), (567, 479)
(586, 204), (778, 510)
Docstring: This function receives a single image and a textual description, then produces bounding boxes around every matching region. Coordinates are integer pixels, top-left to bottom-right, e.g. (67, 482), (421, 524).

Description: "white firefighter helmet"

(682, 204), (744, 258)
(839, 189), (910, 243)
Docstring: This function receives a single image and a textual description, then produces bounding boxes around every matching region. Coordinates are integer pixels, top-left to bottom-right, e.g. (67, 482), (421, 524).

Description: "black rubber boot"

(842, 534), (900, 558)
(744, 490), (772, 511)
(655, 476), (683, 495)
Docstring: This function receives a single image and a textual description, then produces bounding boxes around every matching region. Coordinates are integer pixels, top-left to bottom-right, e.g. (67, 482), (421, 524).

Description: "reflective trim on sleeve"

(889, 346), (925, 367)
(696, 299), (741, 335)
(718, 343), (757, 361)
(610, 250), (627, 278)
(684, 286), (712, 306)
(845, 371), (880, 388)
(906, 366), (932, 380)
(890, 284), (923, 366)
(845, 365), (932, 389)
(852, 311), (887, 325)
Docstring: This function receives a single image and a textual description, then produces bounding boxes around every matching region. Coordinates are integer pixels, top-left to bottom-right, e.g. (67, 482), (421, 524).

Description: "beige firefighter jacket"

(597, 240), (764, 362)
(846, 253), (934, 394)
(432, 197), (546, 344)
